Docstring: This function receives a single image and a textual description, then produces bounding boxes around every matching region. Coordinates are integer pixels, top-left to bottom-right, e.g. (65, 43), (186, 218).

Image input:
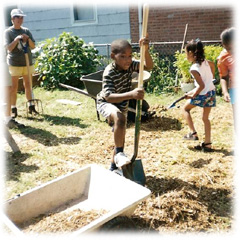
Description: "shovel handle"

(131, 4), (149, 162)
(168, 95), (186, 109)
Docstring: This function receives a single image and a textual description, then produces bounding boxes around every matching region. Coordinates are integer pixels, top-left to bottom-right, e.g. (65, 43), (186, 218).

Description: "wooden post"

(175, 23), (188, 87)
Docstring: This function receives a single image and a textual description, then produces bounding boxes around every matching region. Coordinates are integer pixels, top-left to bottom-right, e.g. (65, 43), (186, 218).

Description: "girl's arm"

(186, 70), (205, 99)
(207, 60), (215, 78)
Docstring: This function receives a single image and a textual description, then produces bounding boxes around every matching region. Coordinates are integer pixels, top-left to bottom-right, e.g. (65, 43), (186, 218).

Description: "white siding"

(20, 5), (131, 50)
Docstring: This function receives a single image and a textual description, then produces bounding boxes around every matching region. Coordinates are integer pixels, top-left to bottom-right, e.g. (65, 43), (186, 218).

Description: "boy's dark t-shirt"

(4, 26), (35, 66)
(97, 60), (140, 112)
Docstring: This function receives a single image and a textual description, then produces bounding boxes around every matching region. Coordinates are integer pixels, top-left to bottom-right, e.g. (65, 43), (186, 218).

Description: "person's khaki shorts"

(4, 64), (12, 86)
(9, 65), (35, 77)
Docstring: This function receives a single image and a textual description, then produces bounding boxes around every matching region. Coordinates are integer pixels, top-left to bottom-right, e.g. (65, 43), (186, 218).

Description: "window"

(72, 5), (97, 25)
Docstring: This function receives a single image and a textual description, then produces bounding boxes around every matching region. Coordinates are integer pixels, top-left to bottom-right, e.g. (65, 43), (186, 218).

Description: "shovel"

(167, 95), (186, 109)
(122, 4), (149, 186)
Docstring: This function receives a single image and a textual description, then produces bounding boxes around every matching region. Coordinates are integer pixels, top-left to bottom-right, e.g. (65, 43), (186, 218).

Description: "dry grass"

(3, 88), (234, 234)
(21, 209), (107, 233)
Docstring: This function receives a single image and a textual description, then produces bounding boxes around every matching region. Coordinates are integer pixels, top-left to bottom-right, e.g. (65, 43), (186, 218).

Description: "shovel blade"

(122, 159), (146, 186)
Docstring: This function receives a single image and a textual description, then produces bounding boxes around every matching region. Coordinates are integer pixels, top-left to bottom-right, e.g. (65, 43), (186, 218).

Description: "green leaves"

(174, 45), (223, 84)
(35, 32), (102, 90)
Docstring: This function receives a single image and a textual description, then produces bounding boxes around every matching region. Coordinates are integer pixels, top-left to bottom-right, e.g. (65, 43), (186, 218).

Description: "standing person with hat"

(4, 8), (39, 118)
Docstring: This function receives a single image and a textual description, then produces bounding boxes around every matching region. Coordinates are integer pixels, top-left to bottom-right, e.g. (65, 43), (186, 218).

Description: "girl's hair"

(185, 39), (205, 64)
(220, 27), (234, 46)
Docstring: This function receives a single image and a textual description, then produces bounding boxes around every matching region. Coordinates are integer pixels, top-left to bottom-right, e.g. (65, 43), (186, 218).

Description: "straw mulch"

(21, 209), (107, 233)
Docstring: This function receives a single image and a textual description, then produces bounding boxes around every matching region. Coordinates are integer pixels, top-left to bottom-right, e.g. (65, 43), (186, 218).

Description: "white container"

(131, 71), (151, 89)
(180, 82), (195, 93)
(3, 164), (151, 235)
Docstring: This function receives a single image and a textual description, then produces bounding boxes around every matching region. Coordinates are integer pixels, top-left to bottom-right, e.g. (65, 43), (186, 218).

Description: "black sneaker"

(7, 119), (26, 129)
(29, 105), (39, 115)
(11, 107), (18, 119)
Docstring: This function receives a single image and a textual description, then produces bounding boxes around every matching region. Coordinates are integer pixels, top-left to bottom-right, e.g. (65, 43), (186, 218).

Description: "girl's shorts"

(229, 88), (235, 105)
(9, 65), (35, 77)
(190, 90), (216, 108)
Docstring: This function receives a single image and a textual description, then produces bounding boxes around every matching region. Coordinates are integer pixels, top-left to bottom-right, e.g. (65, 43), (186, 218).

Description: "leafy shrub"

(35, 32), (102, 89)
(174, 50), (192, 83)
(133, 47), (176, 94)
(174, 45), (223, 84)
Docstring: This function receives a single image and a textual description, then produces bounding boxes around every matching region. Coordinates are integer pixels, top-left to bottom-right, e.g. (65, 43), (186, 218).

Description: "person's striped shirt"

(97, 60), (140, 112)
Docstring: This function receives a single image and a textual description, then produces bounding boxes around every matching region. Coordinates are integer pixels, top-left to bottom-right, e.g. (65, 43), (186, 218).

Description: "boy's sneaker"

(11, 107), (18, 119)
(7, 119), (26, 129)
(113, 168), (123, 176)
(114, 152), (131, 168)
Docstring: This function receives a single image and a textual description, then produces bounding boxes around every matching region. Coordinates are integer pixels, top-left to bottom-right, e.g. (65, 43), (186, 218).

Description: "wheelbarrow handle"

(59, 83), (96, 99)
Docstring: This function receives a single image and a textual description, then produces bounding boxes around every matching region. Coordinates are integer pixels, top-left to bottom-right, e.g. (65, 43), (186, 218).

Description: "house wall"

(19, 5), (131, 55)
(130, 6), (233, 43)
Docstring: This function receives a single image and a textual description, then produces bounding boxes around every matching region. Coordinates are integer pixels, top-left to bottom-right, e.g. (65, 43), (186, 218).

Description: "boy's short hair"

(220, 27), (235, 46)
(111, 39), (132, 54)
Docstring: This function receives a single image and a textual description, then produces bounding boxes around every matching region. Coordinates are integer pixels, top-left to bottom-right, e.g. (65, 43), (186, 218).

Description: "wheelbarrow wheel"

(100, 216), (136, 232)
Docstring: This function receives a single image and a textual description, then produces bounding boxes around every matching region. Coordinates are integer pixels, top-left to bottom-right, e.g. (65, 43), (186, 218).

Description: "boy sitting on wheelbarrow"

(97, 37), (153, 171)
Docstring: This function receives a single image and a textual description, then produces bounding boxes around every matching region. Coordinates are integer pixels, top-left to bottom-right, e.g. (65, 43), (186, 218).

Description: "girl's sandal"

(202, 143), (213, 152)
(184, 132), (199, 140)
(194, 142), (213, 152)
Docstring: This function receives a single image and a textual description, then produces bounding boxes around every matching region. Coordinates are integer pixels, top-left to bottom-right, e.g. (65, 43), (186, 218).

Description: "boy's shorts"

(9, 65), (35, 77)
(97, 102), (128, 119)
(229, 88), (235, 105)
(190, 90), (216, 108)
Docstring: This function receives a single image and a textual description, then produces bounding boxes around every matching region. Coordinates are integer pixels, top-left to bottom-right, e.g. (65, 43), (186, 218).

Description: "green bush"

(133, 47), (176, 94)
(35, 32), (102, 89)
(174, 45), (223, 82)
(174, 50), (192, 83)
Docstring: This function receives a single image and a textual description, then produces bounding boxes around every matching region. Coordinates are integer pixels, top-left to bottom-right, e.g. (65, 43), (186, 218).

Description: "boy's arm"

(105, 88), (144, 103)
(139, 34), (153, 71)
(220, 76), (230, 102)
(217, 58), (230, 102)
(144, 49), (153, 71)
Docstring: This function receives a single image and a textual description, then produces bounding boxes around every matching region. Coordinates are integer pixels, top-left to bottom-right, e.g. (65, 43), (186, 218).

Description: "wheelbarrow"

(3, 164), (151, 235)
(59, 70), (152, 121)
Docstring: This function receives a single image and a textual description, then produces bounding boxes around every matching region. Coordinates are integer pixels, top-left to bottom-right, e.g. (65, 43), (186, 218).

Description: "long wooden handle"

(138, 4), (149, 88)
(180, 23), (188, 53)
(131, 4), (149, 162)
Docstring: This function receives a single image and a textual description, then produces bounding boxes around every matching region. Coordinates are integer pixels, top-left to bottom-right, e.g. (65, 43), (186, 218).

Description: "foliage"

(35, 32), (103, 89)
(133, 47), (176, 94)
(174, 45), (223, 85)
(174, 50), (192, 83)
(204, 45), (223, 79)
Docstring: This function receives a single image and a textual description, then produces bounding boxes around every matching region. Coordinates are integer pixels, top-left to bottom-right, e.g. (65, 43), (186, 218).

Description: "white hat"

(11, 9), (26, 18)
